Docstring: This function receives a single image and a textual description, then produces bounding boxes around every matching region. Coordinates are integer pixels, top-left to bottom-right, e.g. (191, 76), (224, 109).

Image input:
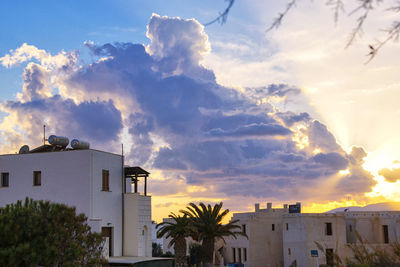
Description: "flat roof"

(0, 148), (122, 157)
(125, 166), (150, 176)
(108, 256), (173, 264)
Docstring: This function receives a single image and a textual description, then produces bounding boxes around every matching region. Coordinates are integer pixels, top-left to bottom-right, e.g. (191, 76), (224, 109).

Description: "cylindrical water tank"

(48, 135), (69, 147)
(71, 139), (90, 149)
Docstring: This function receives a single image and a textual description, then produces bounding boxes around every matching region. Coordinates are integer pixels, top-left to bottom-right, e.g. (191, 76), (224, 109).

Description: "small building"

(0, 137), (157, 262)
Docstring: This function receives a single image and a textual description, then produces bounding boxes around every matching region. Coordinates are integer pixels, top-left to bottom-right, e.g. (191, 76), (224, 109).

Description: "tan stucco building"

(223, 203), (400, 267)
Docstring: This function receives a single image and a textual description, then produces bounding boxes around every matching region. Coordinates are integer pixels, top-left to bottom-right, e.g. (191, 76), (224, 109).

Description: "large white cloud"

(0, 14), (377, 211)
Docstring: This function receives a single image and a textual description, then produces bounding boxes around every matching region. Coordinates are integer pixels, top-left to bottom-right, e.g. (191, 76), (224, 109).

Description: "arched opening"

(143, 225), (149, 257)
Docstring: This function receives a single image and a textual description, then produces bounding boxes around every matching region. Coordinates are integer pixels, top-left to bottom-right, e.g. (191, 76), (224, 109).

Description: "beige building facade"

(224, 203), (400, 267)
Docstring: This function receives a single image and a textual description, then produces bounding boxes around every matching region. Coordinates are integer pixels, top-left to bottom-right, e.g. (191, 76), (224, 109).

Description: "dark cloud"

(336, 146), (376, 194)
(336, 167), (376, 194)
(313, 152), (348, 170)
(266, 84), (301, 97)
(277, 111), (311, 127)
(3, 96), (122, 147)
(207, 123), (292, 137)
(305, 120), (342, 152)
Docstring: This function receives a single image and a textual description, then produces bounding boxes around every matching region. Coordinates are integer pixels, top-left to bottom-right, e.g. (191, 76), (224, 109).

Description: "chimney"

(267, 202), (272, 210)
(284, 204), (288, 211)
(296, 202), (301, 213)
(255, 203), (260, 212)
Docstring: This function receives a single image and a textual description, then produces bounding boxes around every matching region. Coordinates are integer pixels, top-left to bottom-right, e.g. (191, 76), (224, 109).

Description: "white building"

(0, 140), (153, 260)
(224, 202), (400, 267)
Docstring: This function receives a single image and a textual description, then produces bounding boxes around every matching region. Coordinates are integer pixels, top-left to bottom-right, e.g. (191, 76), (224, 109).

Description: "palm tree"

(156, 213), (193, 267)
(181, 202), (244, 267)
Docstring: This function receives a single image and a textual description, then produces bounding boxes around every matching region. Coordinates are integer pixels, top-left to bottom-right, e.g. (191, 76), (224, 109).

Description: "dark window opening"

(242, 224), (246, 234)
(272, 223), (275, 231)
(33, 171), (41, 186)
(288, 248), (291, 255)
(232, 248), (236, 262)
(383, 225), (389, 244)
(102, 227), (113, 257)
(238, 248), (242, 263)
(349, 225), (353, 232)
(244, 248), (247, 262)
(102, 170), (110, 191)
(325, 222), (333, 236)
(286, 223), (289, 231)
(1, 173), (9, 187)
(326, 248), (334, 267)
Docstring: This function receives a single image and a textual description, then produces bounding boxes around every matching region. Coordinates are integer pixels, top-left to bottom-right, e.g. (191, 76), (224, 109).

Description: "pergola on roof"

(124, 166), (150, 176)
(124, 166), (150, 196)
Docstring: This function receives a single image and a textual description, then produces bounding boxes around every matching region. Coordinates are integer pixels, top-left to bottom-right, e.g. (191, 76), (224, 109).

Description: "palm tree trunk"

(174, 236), (187, 267)
(201, 238), (215, 267)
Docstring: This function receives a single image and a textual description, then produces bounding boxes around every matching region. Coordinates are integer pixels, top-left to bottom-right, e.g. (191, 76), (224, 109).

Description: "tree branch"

(204, 0), (236, 26)
(266, 0), (297, 32)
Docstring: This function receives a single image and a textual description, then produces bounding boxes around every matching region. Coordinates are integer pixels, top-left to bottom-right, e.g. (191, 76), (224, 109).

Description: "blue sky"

(0, 1), (266, 100)
(1, 1), (400, 220)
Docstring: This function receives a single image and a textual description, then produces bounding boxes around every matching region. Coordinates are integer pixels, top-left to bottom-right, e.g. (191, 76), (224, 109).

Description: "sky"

(1, 0), (400, 222)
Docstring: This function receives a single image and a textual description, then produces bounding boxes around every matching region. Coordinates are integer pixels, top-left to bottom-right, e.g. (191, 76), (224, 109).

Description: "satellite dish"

(19, 145), (30, 154)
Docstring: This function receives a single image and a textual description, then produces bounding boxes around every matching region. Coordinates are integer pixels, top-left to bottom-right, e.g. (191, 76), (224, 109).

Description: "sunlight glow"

(313, 148), (321, 154)
(339, 169), (350, 175)
(303, 199), (365, 213)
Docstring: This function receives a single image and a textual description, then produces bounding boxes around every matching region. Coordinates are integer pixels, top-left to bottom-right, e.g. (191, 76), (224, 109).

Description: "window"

(1, 173), (9, 187)
(244, 248), (247, 262)
(232, 248), (236, 262)
(101, 227), (113, 257)
(286, 223), (289, 231)
(102, 170), (109, 191)
(33, 171), (41, 186)
(238, 248), (242, 263)
(272, 223), (275, 231)
(349, 225), (353, 232)
(326, 248), (334, 267)
(383, 225), (389, 244)
(242, 224), (246, 234)
(325, 222), (333, 236)
(288, 248), (291, 255)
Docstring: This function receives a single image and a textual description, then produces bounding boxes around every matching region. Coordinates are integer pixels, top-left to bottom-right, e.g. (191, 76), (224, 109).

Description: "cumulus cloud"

(2, 96), (122, 149)
(0, 14), (377, 208)
(379, 167), (400, 183)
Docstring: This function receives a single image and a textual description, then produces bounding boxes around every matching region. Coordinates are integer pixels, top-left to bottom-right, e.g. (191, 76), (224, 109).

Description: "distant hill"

(326, 202), (400, 213)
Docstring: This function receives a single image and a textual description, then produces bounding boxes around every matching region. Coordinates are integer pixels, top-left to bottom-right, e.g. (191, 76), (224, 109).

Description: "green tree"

(181, 202), (244, 267)
(0, 198), (105, 266)
(156, 213), (194, 267)
(152, 242), (163, 257)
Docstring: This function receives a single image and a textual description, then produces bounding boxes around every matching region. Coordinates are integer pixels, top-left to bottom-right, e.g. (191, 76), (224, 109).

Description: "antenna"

(43, 125), (46, 146)
(122, 143), (124, 156)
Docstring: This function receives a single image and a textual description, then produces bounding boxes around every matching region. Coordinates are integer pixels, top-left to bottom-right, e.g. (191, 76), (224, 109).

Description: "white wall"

(91, 150), (123, 256)
(282, 214), (347, 267)
(0, 150), (92, 215)
(224, 203), (289, 267)
(0, 149), (125, 257)
(124, 193), (152, 257)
